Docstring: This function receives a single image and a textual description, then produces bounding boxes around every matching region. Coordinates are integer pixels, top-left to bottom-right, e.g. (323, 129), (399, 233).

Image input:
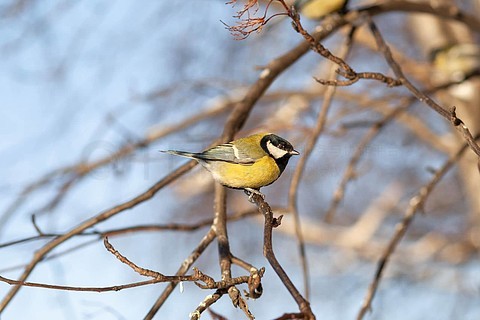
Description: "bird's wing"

(199, 143), (256, 164)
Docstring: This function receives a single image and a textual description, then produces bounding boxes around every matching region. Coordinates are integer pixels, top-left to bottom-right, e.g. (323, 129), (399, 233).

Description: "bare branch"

(0, 274), (162, 293)
(251, 193), (315, 319)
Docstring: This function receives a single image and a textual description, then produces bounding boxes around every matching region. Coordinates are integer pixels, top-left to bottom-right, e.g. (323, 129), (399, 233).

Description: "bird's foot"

(244, 188), (265, 203)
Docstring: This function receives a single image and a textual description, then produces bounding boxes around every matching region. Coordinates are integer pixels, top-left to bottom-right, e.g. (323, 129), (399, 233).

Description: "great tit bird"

(430, 43), (480, 100)
(162, 133), (299, 198)
(294, 0), (349, 20)
(430, 43), (480, 82)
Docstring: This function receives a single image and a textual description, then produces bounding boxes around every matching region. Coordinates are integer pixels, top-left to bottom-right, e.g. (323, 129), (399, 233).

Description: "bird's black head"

(260, 134), (299, 173)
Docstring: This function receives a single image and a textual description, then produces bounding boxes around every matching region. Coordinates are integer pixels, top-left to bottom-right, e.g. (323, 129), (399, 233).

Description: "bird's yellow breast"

(208, 156), (281, 189)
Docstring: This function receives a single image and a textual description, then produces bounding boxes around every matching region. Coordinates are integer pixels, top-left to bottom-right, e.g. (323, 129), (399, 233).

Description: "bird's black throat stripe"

(260, 134), (293, 174)
(274, 155), (291, 174)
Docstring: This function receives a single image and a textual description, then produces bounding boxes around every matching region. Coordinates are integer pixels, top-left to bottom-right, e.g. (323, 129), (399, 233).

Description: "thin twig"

(107, 236), (256, 290)
(0, 275), (163, 293)
(104, 237), (186, 281)
(190, 289), (225, 320)
(287, 3), (400, 88)
(144, 227), (216, 319)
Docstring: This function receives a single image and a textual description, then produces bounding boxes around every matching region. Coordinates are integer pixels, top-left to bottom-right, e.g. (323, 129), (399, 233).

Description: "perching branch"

(251, 193), (315, 320)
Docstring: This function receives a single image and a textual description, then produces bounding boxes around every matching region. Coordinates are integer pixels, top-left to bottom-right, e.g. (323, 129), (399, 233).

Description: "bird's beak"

(290, 149), (300, 155)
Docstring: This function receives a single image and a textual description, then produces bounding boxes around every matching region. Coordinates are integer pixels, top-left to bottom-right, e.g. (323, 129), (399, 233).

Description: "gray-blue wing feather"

(162, 143), (256, 164)
(200, 143), (256, 164)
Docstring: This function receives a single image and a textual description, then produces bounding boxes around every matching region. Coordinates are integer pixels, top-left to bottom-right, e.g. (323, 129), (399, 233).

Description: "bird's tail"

(160, 150), (200, 160)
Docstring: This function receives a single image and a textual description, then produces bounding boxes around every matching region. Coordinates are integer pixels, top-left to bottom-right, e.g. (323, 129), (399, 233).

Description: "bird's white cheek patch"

(267, 141), (288, 159)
